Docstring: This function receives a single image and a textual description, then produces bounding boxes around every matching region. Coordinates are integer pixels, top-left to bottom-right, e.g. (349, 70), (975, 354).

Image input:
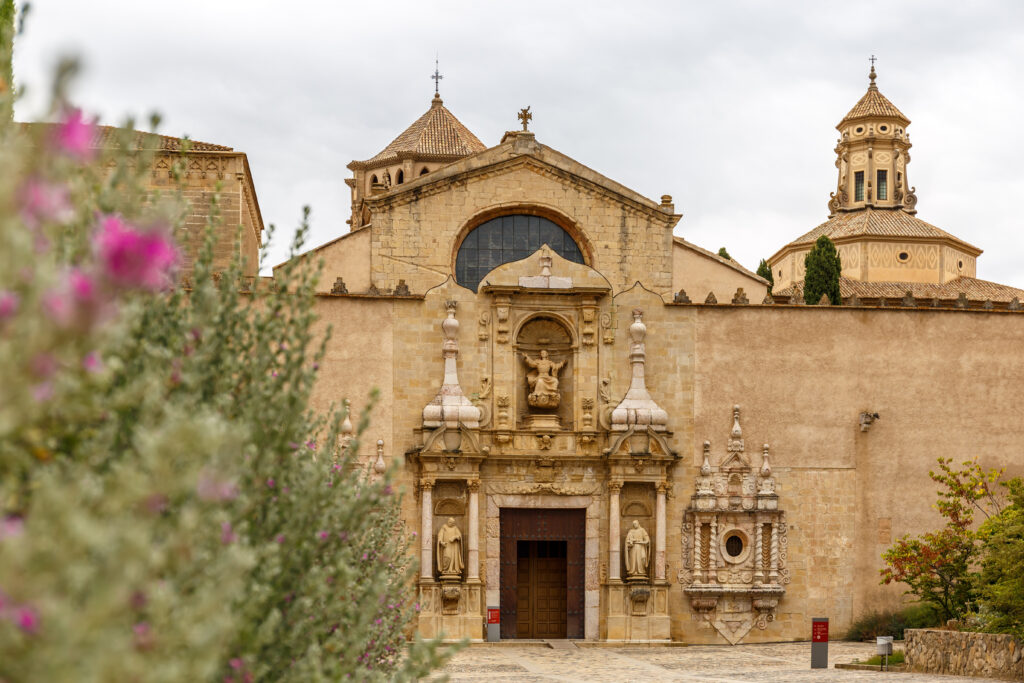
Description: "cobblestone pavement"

(432, 641), (991, 682)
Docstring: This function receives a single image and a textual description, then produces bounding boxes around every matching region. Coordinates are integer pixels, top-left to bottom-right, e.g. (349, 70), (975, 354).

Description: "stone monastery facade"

(196, 68), (1024, 643)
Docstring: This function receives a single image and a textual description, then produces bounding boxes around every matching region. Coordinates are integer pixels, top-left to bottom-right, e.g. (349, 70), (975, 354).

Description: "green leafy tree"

(0, 0), (13, 123)
(756, 258), (773, 295)
(977, 478), (1024, 638)
(803, 235), (842, 305)
(0, 31), (450, 683)
(717, 246), (731, 260)
(881, 458), (1006, 622)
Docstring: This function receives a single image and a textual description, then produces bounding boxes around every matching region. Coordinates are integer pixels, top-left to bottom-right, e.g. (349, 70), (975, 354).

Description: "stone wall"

(905, 629), (1024, 680)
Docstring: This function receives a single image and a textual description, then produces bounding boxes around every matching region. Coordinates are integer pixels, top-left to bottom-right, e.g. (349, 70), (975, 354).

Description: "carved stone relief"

(681, 405), (788, 645)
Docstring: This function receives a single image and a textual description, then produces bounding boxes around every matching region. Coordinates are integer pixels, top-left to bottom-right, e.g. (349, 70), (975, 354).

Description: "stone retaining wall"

(905, 628), (1024, 681)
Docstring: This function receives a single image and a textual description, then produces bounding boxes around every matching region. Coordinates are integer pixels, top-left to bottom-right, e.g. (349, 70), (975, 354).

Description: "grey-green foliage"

(756, 258), (773, 295)
(0, 48), (452, 682)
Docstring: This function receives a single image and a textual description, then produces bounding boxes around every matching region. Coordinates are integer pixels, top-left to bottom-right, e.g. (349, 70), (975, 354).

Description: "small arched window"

(396, 169), (404, 185)
(420, 167), (430, 176)
(370, 174), (378, 185)
(455, 214), (584, 291)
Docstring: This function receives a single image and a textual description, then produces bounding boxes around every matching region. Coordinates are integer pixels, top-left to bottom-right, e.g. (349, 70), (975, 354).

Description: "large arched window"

(455, 214), (585, 291)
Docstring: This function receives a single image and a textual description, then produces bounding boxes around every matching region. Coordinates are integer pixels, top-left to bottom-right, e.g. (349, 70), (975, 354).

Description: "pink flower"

(305, 440), (317, 450)
(0, 291), (19, 321)
(221, 522), (237, 545)
(317, 530), (329, 540)
(42, 268), (109, 330)
(31, 382), (54, 402)
(82, 351), (103, 373)
(275, 534), (285, 544)
(197, 472), (238, 502)
(54, 108), (96, 160)
(16, 606), (39, 634)
(18, 179), (73, 229)
(230, 658), (243, 670)
(265, 478), (275, 489)
(0, 516), (24, 540)
(93, 215), (178, 291)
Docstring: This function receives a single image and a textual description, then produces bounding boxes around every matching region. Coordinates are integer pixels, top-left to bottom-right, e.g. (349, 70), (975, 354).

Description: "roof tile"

(354, 95), (486, 168)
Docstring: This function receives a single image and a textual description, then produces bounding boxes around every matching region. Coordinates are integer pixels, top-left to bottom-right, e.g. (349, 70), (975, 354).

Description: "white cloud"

(14, 0), (1024, 287)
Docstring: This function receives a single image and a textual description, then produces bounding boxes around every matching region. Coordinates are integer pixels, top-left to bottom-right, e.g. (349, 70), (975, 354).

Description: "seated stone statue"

(522, 350), (565, 409)
(625, 520), (650, 579)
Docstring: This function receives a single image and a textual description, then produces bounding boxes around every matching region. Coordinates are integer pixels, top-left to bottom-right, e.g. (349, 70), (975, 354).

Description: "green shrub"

(861, 649), (905, 666)
(845, 605), (941, 641)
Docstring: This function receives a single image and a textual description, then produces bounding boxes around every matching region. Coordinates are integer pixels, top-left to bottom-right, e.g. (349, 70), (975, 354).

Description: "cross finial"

(517, 106), (532, 132)
(431, 56), (443, 96)
(869, 54), (877, 67)
(868, 55), (878, 89)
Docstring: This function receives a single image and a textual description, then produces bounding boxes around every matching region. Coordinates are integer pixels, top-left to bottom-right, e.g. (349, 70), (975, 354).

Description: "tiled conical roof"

(838, 66), (909, 126)
(784, 207), (980, 254)
(350, 94), (486, 169)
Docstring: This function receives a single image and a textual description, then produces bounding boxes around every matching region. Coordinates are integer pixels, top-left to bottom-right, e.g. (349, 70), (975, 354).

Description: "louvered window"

(854, 171), (865, 202)
(877, 170), (888, 200)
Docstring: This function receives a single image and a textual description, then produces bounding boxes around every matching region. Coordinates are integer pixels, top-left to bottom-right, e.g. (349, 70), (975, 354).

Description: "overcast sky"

(13, 1), (1024, 287)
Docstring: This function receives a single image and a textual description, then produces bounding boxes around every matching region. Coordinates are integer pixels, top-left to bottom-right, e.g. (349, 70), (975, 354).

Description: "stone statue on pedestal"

(522, 350), (565, 409)
(436, 517), (464, 579)
(625, 520), (650, 580)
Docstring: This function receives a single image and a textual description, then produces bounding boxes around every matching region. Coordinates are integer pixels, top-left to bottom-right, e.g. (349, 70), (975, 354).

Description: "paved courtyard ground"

(432, 640), (991, 682)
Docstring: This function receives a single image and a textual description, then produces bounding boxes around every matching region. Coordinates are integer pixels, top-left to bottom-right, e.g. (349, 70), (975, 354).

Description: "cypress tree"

(717, 246), (732, 260)
(756, 258), (774, 294)
(803, 235), (842, 305)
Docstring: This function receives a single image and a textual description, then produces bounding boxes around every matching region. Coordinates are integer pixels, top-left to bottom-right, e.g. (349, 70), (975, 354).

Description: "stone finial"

(760, 444), (771, 478)
(931, 297), (942, 308)
(422, 300), (482, 431)
(956, 292), (969, 309)
(818, 293), (831, 306)
(394, 279), (411, 296)
(1010, 297), (1022, 311)
(673, 288), (691, 304)
(902, 290), (916, 307)
(701, 441), (712, 476)
(762, 294), (775, 305)
(373, 439), (386, 474)
(983, 299), (995, 310)
(331, 277), (348, 294)
(519, 245), (572, 289)
(610, 309), (668, 432)
(338, 398), (354, 458)
(727, 405), (745, 454)
(789, 288), (802, 305)
(732, 288), (749, 305)
(704, 291), (718, 304)
(845, 294), (861, 306)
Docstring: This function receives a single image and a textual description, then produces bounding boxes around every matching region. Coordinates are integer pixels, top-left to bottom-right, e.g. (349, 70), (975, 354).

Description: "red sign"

(487, 608), (500, 625)
(812, 621), (829, 642)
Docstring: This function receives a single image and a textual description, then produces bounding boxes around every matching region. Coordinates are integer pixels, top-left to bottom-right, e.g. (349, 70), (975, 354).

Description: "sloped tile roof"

(24, 122), (233, 152)
(839, 69), (909, 125)
(352, 95), (486, 168)
(774, 276), (1024, 303)
(784, 208), (980, 254)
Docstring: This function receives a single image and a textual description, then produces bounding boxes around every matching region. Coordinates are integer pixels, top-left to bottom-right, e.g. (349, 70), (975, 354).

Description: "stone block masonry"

(905, 628), (1024, 680)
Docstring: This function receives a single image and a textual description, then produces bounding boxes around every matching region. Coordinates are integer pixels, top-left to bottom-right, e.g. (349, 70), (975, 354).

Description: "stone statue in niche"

(436, 517), (464, 579)
(624, 520), (651, 580)
(521, 350), (565, 409)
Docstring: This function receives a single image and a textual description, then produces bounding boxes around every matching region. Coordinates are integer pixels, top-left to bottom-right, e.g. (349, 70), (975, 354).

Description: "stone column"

(655, 482), (667, 581)
(754, 520), (764, 585)
(608, 480), (622, 581)
(467, 479), (480, 581)
(770, 519), (779, 584)
(420, 479), (434, 581)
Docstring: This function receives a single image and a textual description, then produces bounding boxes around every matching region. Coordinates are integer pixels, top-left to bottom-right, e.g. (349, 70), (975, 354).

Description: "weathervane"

(431, 57), (443, 96)
(517, 106), (532, 132)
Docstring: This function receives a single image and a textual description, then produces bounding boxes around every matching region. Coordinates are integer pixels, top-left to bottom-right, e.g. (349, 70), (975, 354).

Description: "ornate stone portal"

(678, 406), (789, 644)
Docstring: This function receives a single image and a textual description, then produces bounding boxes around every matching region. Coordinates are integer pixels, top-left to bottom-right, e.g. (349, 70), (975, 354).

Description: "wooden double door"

(499, 508), (585, 639)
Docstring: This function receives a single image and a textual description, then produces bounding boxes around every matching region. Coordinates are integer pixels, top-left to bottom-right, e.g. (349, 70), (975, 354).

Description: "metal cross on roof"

(869, 54), (877, 67)
(518, 106), (532, 131)
(431, 58), (443, 95)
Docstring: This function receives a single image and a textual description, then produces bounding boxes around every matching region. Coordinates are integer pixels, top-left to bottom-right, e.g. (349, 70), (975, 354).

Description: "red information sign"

(812, 620), (829, 642)
(487, 608), (500, 625)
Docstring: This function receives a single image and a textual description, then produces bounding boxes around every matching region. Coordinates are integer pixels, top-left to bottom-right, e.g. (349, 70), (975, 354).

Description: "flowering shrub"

(0, 13), (449, 682)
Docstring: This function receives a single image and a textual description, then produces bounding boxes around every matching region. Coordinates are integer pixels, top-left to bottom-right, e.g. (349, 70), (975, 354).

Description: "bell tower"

(828, 61), (916, 216)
